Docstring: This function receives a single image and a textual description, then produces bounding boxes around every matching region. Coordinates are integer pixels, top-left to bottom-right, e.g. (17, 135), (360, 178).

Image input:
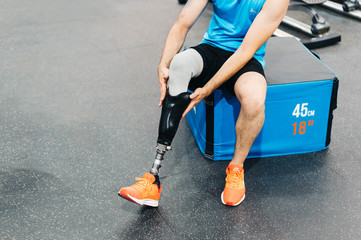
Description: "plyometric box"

(186, 37), (339, 160)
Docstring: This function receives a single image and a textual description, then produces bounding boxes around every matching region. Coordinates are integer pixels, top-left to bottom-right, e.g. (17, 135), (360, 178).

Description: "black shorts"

(188, 43), (265, 96)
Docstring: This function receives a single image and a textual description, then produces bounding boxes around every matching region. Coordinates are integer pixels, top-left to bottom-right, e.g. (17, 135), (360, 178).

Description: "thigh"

(188, 44), (230, 91)
(222, 57), (266, 96)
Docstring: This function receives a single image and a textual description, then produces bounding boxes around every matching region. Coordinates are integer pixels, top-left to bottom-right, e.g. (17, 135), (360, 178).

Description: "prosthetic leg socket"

(157, 92), (192, 146)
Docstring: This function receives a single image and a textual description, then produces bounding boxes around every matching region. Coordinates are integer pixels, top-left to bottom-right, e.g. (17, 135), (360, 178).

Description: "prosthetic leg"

(149, 49), (203, 182)
(150, 92), (192, 181)
(119, 49), (202, 207)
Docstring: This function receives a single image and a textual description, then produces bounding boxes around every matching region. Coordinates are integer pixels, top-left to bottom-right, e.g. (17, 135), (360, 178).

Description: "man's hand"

(182, 87), (210, 118)
(158, 65), (169, 107)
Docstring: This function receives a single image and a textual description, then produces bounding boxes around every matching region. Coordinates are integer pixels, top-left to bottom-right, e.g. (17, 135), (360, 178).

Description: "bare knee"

(241, 96), (265, 119)
(234, 73), (267, 119)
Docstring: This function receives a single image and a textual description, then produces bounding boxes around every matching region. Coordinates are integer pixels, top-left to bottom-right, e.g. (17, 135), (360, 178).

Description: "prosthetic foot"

(118, 92), (191, 207)
(118, 173), (162, 207)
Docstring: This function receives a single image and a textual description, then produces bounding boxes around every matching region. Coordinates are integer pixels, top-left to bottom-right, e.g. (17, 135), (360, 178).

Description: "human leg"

(231, 72), (267, 167)
(222, 72), (267, 206)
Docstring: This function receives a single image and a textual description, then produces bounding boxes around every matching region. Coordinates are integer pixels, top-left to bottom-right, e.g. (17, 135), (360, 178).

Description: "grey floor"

(1, 0), (361, 239)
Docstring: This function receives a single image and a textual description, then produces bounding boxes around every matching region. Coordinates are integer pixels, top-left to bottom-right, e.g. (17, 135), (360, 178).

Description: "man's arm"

(183, 0), (289, 117)
(158, 0), (208, 107)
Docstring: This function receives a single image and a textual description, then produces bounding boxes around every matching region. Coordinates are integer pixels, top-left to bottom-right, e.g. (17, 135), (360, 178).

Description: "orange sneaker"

(221, 164), (245, 206)
(118, 173), (162, 207)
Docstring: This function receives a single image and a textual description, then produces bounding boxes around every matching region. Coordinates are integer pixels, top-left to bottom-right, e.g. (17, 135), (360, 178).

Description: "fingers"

(182, 101), (196, 119)
(158, 84), (167, 107)
(158, 67), (169, 107)
(182, 88), (202, 117)
(190, 88), (200, 100)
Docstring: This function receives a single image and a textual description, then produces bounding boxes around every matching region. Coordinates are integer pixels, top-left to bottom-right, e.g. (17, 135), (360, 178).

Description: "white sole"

(221, 191), (245, 206)
(127, 194), (159, 207)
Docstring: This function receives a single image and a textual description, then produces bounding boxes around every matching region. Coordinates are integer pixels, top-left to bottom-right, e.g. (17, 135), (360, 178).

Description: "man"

(119, 0), (289, 207)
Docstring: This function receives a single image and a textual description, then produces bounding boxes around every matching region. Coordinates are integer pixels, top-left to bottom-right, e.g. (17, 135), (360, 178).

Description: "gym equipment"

(321, 0), (361, 21)
(186, 37), (339, 160)
(342, 0), (361, 11)
(178, 0), (341, 49)
(276, 0), (341, 49)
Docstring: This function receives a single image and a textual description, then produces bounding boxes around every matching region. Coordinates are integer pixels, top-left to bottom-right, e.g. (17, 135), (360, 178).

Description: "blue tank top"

(201, 0), (267, 67)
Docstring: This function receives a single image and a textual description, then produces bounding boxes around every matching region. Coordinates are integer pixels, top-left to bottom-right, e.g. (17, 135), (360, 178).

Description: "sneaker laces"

(133, 177), (154, 192)
(226, 169), (244, 189)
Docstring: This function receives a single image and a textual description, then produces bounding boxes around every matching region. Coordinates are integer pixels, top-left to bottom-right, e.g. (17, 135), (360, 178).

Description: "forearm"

(159, 22), (188, 69)
(181, 47), (253, 118)
(159, 0), (208, 69)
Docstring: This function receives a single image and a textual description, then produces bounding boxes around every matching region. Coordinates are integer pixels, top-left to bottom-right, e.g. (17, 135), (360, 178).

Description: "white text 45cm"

(292, 103), (315, 118)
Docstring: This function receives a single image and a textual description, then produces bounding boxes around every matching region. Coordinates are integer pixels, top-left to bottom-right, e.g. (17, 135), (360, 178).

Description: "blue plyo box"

(186, 37), (339, 160)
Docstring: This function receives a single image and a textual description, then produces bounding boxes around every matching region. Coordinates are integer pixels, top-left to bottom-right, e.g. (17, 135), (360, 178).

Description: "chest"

(212, 0), (266, 19)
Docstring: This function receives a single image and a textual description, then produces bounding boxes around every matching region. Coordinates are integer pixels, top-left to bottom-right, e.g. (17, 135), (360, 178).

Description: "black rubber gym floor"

(1, 0), (360, 239)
